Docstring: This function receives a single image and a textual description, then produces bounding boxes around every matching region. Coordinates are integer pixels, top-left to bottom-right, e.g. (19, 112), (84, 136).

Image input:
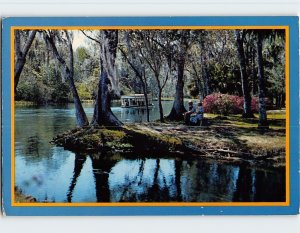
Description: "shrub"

(203, 93), (259, 115)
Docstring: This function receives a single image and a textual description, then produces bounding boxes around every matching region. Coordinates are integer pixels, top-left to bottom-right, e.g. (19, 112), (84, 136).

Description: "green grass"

(14, 100), (36, 106)
(204, 110), (286, 130)
(81, 99), (94, 103)
(264, 113), (286, 120)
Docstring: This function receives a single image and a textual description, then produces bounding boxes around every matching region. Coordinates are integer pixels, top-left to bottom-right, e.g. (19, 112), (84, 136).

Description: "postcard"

(1, 17), (299, 215)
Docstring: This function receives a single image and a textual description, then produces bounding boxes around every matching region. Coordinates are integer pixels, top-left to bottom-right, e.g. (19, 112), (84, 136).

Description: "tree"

(263, 30), (285, 108)
(256, 30), (269, 128)
(165, 30), (191, 121)
(137, 30), (170, 122)
(235, 30), (254, 118)
(186, 30), (215, 100)
(197, 30), (210, 97)
(90, 30), (123, 126)
(14, 30), (37, 92)
(45, 30), (89, 127)
(15, 28), (285, 126)
(186, 62), (203, 99)
(119, 30), (151, 122)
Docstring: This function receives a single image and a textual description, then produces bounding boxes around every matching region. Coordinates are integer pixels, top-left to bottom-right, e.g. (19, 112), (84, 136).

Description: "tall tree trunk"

(153, 72), (165, 123)
(14, 30), (37, 92)
(65, 68), (89, 127)
(92, 30), (122, 127)
(202, 65), (210, 97)
(235, 30), (254, 118)
(281, 93), (285, 108)
(92, 65), (122, 126)
(158, 88), (164, 122)
(256, 33), (269, 128)
(166, 56), (186, 120)
(200, 40), (210, 97)
(14, 57), (25, 91)
(46, 31), (89, 127)
(251, 48), (257, 96)
(191, 63), (204, 100)
(142, 78), (150, 122)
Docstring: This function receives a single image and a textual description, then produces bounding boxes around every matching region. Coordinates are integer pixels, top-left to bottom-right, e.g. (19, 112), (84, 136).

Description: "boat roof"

(121, 94), (151, 99)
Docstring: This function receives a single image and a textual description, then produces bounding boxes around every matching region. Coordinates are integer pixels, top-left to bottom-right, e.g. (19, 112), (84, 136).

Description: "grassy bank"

(52, 110), (286, 167)
(14, 100), (37, 106)
(53, 125), (183, 154)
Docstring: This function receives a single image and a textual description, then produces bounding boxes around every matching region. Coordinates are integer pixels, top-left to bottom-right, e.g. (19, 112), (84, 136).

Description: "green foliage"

(15, 29), (286, 111)
(76, 46), (90, 63)
(76, 82), (93, 100)
(51, 82), (70, 103)
(17, 62), (71, 104)
(187, 81), (199, 98)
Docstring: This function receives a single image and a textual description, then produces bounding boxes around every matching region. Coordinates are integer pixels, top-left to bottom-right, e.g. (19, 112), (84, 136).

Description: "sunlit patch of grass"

(127, 125), (182, 147)
(204, 110), (286, 130)
(239, 135), (286, 150)
(204, 113), (218, 119)
(225, 120), (257, 128)
(15, 100), (36, 106)
(101, 129), (127, 140)
(265, 113), (286, 120)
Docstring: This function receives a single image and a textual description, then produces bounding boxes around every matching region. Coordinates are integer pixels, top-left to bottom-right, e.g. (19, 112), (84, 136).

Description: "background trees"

(14, 30), (37, 92)
(235, 30), (254, 118)
(15, 28), (286, 127)
(44, 30), (89, 127)
(119, 30), (152, 122)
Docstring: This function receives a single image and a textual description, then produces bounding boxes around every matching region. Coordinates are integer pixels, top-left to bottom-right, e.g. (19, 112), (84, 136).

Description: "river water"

(15, 101), (285, 202)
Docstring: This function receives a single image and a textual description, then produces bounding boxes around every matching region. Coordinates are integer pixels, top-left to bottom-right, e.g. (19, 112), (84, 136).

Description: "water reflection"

(90, 154), (116, 202)
(67, 153), (87, 202)
(15, 103), (285, 203)
(64, 153), (285, 203)
(233, 165), (254, 201)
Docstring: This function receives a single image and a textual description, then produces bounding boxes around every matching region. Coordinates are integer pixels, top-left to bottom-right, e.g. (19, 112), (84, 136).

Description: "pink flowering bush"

(203, 93), (259, 115)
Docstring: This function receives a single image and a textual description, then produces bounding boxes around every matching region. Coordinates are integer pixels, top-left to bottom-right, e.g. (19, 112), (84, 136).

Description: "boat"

(121, 94), (154, 108)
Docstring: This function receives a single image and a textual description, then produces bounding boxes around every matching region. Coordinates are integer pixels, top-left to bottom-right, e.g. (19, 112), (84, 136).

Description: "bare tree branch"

(81, 30), (101, 44)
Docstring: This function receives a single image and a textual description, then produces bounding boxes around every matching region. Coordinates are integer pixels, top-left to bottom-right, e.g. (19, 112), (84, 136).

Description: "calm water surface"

(15, 101), (285, 202)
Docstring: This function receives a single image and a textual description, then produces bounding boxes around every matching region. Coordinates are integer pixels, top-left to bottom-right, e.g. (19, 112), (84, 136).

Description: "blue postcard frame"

(2, 16), (299, 216)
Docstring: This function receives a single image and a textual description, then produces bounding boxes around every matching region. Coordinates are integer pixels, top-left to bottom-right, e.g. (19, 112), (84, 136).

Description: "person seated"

(190, 102), (205, 126)
(183, 101), (196, 125)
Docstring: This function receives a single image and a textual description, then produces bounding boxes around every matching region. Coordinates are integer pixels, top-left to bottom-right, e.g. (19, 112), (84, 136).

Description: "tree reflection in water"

(90, 154), (116, 202)
(67, 153), (87, 202)
(15, 105), (285, 203)
(66, 153), (285, 203)
(233, 165), (254, 201)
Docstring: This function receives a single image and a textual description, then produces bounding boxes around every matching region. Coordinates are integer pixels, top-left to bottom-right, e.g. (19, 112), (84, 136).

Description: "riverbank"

(52, 111), (286, 167)
(14, 100), (37, 106)
(14, 100), (95, 106)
